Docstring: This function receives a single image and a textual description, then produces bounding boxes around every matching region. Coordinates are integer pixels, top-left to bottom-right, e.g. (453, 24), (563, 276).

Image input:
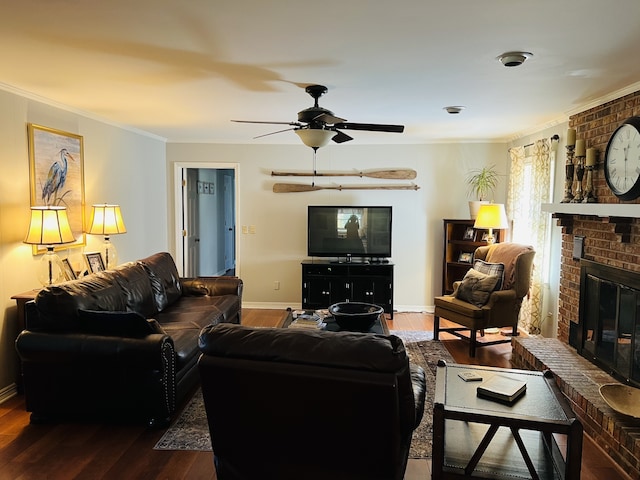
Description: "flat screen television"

(307, 206), (392, 260)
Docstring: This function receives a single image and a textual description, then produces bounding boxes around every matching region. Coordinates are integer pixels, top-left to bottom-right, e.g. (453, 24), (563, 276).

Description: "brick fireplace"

(512, 90), (640, 479)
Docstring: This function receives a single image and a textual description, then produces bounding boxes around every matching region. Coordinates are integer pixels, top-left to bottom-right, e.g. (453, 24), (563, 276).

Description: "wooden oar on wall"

(271, 168), (417, 180)
(273, 183), (420, 193)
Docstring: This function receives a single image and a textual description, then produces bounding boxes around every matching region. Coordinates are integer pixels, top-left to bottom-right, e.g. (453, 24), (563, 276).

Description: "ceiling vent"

(497, 51), (533, 67)
(444, 106), (465, 114)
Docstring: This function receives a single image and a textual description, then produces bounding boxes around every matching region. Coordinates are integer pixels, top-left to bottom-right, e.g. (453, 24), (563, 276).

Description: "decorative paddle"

(271, 169), (417, 180)
(272, 183), (420, 193)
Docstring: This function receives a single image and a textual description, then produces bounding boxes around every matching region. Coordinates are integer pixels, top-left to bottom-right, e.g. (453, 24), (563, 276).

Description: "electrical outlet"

(242, 225), (248, 234)
(274, 281), (280, 290)
(249, 225), (256, 234)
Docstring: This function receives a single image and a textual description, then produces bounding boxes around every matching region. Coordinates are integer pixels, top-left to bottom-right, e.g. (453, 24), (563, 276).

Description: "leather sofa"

(16, 252), (242, 426)
(198, 323), (427, 480)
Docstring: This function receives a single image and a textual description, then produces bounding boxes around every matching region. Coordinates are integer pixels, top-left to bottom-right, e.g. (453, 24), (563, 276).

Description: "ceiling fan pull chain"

(312, 148), (318, 186)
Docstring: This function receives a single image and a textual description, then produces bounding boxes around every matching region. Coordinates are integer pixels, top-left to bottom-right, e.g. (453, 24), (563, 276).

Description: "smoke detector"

(497, 51), (533, 67)
(444, 106), (465, 115)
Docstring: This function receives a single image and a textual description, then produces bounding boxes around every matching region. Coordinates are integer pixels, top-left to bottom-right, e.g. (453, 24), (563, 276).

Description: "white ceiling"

(2, 0), (640, 145)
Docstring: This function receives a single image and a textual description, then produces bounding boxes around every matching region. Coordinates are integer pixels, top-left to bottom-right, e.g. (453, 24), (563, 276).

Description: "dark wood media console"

(301, 260), (394, 318)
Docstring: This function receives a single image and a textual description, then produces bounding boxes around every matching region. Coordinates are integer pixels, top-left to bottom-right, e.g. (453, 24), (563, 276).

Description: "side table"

(433, 361), (582, 480)
(11, 289), (39, 392)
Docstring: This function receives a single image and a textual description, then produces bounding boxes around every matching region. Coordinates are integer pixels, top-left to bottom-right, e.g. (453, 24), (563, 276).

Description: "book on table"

(476, 374), (527, 403)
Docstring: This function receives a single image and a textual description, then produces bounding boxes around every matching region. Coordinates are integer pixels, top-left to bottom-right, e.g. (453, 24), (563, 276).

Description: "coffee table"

(278, 309), (389, 335)
(432, 362), (582, 480)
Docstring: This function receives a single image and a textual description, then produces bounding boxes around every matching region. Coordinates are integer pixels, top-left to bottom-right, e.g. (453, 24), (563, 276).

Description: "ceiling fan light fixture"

(497, 51), (533, 67)
(295, 128), (335, 148)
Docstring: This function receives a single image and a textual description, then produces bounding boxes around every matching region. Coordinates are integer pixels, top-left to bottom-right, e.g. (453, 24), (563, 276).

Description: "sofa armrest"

(16, 330), (173, 368)
(484, 288), (517, 307)
(181, 276), (243, 298)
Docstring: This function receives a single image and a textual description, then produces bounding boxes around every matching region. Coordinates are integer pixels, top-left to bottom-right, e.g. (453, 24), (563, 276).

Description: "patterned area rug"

(153, 331), (454, 459)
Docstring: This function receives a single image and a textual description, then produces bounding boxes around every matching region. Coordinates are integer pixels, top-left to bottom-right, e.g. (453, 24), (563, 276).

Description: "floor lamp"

(87, 204), (127, 269)
(24, 206), (76, 286)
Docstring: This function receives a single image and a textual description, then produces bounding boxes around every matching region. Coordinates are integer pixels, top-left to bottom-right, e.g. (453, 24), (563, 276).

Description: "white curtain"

(507, 139), (553, 334)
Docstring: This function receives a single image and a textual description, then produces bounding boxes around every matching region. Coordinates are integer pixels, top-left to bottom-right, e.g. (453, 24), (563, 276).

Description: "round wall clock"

(603, 116), (640, 200)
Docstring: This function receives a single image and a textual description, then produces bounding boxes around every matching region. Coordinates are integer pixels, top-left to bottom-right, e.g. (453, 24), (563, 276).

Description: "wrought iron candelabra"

(571, 154), (585, 203)
(582, 164), (597, 203)
(561, 145), (575, 203)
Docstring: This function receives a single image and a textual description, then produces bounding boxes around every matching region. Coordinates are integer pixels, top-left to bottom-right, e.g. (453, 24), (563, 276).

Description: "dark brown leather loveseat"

(198, 323), (426, 480)
(16, 252), (242, 426)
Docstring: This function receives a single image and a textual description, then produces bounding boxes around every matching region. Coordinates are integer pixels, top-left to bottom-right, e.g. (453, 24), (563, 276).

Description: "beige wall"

(166, 141), (510, 311)
(0, 85), (520, 396)
(0, 88), (167, 396)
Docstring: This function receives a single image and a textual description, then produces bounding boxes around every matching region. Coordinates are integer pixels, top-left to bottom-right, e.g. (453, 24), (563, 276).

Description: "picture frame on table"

(463, 227), (475, 240)
(61, 258), (77, 280)
(458, 252), (473, 263)
(478, 231), (490, 242)
(27, 123), (86, 254)
(84, 252), (105, 273)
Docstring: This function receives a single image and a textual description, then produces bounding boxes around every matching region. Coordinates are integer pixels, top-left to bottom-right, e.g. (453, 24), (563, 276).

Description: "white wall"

(0, 88), (168, 395)
(167, 141), (509, 311)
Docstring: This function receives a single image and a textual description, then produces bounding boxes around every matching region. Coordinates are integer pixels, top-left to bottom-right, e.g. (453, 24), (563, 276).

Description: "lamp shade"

(88, 204), (127, 235)
(294, 128), (335, 148)
(24, 206), (76, 245)
(473, 203), (510, 230)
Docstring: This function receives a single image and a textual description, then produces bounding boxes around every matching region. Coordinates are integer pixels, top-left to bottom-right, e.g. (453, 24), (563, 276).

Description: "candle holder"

(571, 155), (585, 203)
(582, 164), (597, 203)
(561, 145), (575, 203)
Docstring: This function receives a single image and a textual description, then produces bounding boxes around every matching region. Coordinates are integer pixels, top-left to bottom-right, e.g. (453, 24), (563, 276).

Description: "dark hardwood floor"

(0, 309), (629, 479)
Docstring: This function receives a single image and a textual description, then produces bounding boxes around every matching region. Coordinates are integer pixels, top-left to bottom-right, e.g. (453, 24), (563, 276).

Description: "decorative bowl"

(599, 383), (640, 418)
(328, 302), (384, 331)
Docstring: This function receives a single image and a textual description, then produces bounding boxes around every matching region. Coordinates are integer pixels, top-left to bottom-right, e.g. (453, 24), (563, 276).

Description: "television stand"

(301, 260), (394, 318)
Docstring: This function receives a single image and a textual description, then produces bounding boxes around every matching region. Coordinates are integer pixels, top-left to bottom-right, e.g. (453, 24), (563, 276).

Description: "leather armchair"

(198, 323), (426, 480)
(434, 243), (535, 357)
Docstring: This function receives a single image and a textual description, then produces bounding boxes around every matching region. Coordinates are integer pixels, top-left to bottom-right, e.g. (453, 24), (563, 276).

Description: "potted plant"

(466, 165), (499, 218)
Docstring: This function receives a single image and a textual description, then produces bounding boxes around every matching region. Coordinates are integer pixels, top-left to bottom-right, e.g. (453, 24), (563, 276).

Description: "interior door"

(224, 173), (235, 272)
(185, 169), (200, 277)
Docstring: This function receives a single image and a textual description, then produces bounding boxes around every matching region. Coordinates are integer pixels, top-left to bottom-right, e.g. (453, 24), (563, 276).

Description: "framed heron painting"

(28, 124), (86, 253)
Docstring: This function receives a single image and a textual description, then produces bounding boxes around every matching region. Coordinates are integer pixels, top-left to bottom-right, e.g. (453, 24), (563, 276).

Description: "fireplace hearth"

(571, 259), (640, 387)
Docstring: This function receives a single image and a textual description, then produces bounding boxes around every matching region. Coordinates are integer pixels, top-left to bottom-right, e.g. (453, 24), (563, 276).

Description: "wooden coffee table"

(432, 362), (582, 480)
(278, 309), (389, 335)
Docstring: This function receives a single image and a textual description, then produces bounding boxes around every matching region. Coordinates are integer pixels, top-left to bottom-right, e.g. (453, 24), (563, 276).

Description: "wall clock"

(603, 116), (640, 200)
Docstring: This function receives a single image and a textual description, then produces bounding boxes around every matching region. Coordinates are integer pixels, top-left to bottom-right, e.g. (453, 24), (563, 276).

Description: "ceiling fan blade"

(332, 130), (353, 143)
(335, 122), (405, 133)
(231, 120), (302, 126)
(314, 112), (348, 124)
(253, 127), (296, 139)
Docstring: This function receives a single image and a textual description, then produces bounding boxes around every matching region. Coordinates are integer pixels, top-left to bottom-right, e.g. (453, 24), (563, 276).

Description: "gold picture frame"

(61, 258), (77, 281)
(28, 123), (85, 254)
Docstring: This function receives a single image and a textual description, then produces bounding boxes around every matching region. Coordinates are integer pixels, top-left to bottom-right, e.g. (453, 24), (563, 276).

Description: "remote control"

(458, 371), (483, 382)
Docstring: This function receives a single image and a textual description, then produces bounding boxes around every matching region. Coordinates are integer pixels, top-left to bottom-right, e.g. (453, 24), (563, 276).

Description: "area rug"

(153, 331), (455, 459)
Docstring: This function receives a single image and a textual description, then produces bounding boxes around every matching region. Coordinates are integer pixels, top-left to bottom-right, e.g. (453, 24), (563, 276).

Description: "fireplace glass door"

(580, 261), (640, 386)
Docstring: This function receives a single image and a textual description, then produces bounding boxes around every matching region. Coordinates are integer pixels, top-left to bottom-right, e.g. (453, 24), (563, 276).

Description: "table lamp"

(87, 204), (127, 269)
(473, 203), (509, 244)
(24, 206), (76, 286)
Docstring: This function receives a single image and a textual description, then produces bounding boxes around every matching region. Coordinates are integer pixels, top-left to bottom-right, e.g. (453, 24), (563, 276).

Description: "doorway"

(174, 163), (238, 278)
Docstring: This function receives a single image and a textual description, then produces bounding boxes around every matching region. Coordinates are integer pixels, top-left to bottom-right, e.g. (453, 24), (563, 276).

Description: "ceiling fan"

(232, 85), (404, 149)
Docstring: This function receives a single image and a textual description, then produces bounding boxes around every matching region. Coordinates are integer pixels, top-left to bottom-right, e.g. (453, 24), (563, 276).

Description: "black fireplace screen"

(578, 259), (640, 387)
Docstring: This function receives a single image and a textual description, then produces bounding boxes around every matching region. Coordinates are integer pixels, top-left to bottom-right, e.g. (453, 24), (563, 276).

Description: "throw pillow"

(78, 309), (165, 337)
(455, 268), (501, 307)
(473, 259), (505, 290)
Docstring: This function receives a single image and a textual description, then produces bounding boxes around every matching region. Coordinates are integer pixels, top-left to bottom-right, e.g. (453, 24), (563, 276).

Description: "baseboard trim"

(0, 383), (17, 405)
(242, 302), (435, 314)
